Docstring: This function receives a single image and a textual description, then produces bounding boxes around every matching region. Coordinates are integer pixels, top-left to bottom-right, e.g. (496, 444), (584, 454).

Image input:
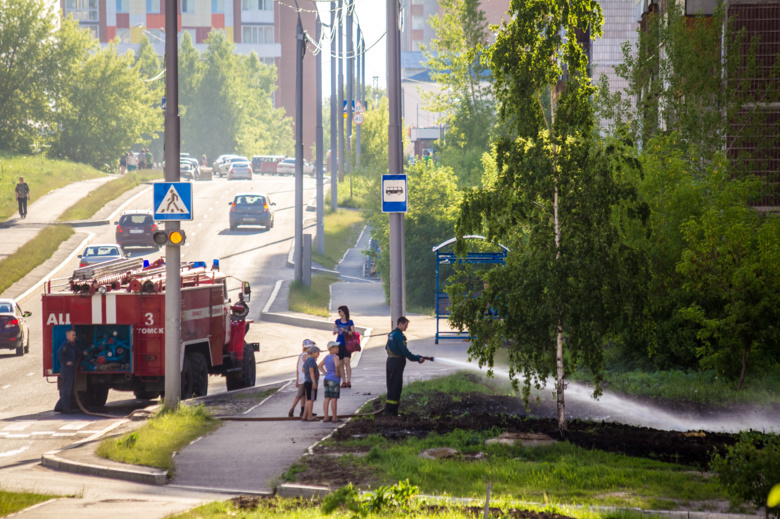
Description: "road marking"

(52, 432), (78, 437)
(2, 422), (33, 431)
(0, 445), (30, 458)
(27, 372), (35, 376)
(1, 385), (9, 390)
(59, 422), (92, 431)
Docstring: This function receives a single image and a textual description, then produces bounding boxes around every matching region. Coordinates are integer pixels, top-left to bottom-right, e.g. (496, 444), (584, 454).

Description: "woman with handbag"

(333, 305), (356, 388)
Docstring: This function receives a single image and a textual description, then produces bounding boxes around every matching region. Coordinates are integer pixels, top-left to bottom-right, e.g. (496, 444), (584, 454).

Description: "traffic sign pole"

(163, 0), (182, 411)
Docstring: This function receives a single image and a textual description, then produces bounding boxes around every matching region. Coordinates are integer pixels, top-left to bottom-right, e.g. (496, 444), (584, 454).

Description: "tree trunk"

(556, 320), (567, 432)
(737, 341), (748, 390)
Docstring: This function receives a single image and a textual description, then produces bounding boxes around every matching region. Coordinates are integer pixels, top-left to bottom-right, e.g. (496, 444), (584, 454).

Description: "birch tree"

(447, 0), (648, 431)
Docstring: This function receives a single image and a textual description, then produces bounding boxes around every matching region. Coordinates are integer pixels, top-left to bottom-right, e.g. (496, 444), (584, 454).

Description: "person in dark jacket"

(15, 177), (30, 219)
(54, 329), (78, 413)
(384, 316), (426, 416)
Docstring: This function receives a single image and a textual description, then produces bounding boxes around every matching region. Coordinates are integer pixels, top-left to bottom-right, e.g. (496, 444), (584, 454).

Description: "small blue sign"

(342, 100), (355, 113)
(153, 182), (193, 221)
(382, 174), (407, 213)
(161, 96), (166, 110)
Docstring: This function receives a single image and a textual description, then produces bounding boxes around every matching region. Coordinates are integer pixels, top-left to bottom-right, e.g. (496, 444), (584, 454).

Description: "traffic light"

(152, 229), (186, 246)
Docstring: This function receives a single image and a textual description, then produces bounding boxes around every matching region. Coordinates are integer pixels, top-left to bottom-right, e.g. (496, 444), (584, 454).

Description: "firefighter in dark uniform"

(54, 329), (78, 413)
(384, 316), (426, 416)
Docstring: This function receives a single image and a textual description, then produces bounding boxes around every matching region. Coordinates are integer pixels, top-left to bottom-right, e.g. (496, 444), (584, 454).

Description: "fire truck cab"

(42, 257), (258, 405)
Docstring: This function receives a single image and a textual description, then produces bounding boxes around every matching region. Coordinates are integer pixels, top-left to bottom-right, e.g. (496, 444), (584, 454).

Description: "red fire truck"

(42, 257), (258, 405)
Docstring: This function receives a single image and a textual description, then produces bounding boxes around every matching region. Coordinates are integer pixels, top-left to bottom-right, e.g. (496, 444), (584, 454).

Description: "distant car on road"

(220, 156), (249, 176)
(0, 298), (31, 356)
(115, 210), (158, 248)
(227, 161), (252, 181)
(181, 160), (198, 180)
(212, 154), (240, 176)
(252, 155), (285, 174)
(78, 244), (128, 268)
(276, 158), (315, 176)
(229, 193), (275, 230)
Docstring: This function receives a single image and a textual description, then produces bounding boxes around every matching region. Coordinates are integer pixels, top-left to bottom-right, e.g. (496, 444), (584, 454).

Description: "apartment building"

(60, 0), (317, 159)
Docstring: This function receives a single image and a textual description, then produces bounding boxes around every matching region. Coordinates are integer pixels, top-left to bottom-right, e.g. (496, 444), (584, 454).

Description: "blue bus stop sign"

(382, 174), (407, 213)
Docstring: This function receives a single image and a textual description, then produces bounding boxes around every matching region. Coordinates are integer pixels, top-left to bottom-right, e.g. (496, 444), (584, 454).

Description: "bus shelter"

(432, 236), (508, 344)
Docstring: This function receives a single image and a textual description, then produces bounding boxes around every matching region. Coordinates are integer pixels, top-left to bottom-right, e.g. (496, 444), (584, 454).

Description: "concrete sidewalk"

(0, 176), (117, 261)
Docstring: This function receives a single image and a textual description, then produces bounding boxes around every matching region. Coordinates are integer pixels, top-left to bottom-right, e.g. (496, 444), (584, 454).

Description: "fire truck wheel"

(79, 383), (109, 407)
(181, 355), (194, 399)
(189, 352), (209, 397)
(226, 342), (256, 390)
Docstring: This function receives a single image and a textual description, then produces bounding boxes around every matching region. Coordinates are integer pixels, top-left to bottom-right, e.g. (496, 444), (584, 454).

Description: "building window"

(242, 0), (273, 10)
(412, 15), (424, 30)
(116, 0), (128, 13)
(146, 0), (159, 12)
(115, 28), (131, 42)
(242, 25), (274, 44)
(65, 0), (98, 21)
(182, 0), (195, 13)
(212, 0), (224, 13)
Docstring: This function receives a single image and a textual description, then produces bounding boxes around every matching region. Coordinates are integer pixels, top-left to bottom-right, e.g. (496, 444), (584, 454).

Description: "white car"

(219, 156), (249, 176)
(78, 244), (129, 268)
(227, 161), (252, 180)
(276, 158), (315, 176)
(212, 154), (240, 176)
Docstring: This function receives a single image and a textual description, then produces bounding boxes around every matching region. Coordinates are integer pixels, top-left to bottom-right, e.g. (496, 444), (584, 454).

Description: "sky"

(313, 0), (388, 100)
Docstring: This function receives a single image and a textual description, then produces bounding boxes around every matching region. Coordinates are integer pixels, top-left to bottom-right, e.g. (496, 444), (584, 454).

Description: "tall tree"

(0, 0), (91, 152)
(50, 44), (161, 168)
(447, 0), (648, 431)
(422, 0), (495, 187)
(179, 31), (204, 155)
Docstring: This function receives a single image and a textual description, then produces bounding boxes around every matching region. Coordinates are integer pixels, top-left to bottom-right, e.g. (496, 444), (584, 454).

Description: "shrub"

(710, 431), (780, 517)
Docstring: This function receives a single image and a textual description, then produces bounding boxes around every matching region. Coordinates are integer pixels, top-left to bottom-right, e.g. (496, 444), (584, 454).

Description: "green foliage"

(289, 274), (340, 317)
(677, 173), (780, 389)
(321, 483), (362, 515)
(423, 0), (495, 188)
(0, 490), (56, 516)
(710, 432), (780, 517)
(0, 225), (74, 294)
(321, 480), (419, 516)
(370, 160), (461, 308)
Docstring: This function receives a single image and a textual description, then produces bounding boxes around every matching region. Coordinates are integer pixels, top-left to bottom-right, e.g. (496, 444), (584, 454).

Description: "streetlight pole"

(294, 13), (304, 283)
(338, 0), (345, 183)
(163, 0), (182, 410)
(330, 1), (338, 211)
(346, 0), (353, 196)
(315, 13), (324, 255)
(388, 0), (405, 326)
(355, 26), (361, 167)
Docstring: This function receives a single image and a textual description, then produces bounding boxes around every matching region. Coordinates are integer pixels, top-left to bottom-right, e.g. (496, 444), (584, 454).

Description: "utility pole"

(315, 13), (324, 255)
(355, 26), (361, 167)
(388, 0), (405, 326)
(346, 0), (354, 196)
(294, 14), (304, 283)
(163, 0), (181, 410)
(330, 1), (338, 211)
(338, 0), (345, 183)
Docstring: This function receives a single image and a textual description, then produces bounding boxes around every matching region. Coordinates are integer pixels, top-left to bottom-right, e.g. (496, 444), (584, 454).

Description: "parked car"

(181, 160), (198, 180)
(220, 156), (249, 176)
(252, 155), (285, 174)
(78, 244), (128, 268)
(227, 161), (252, 180)
(276, 157), (315, 176)
(212, 154), (240, 176)
(229, 193), (276, 230)
(182, 157), (200, 177)
(0, 298), (31, 356)
(115, 210), (158, 248)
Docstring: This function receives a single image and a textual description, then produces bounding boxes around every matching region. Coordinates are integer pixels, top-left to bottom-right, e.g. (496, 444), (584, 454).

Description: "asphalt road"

(0, 173), (321, 467)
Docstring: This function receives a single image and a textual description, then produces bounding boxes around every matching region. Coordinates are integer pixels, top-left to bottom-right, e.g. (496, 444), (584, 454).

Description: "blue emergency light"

(211, 259), (220, 271)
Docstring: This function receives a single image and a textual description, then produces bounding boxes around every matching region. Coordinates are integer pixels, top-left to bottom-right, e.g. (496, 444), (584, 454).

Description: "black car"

(115, 210), (158, 248)
(229, 193), (276, 231)
(0, 298), (31, 356)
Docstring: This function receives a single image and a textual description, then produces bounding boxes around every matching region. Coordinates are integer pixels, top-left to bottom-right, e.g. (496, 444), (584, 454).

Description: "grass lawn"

(0, 153), (105, 220)
(0, 225), (74, 294)
(96, 404), (219, 473)
(311, 208), (365, 269)
(0, 490), (56, 516)
(58, 170), (162, 222)
(289, 274), (340, 317)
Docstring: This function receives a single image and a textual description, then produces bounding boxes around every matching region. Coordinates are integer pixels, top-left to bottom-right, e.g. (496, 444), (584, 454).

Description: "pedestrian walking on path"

(288, 339), (313, 417)
(54, 329), (78, 414)
(384, 316), (427, 416)
(319, 342), (342, 422)
(15, 176), (30, 219)
(302, 345), (321, 421)
(333, 305), (355, 388)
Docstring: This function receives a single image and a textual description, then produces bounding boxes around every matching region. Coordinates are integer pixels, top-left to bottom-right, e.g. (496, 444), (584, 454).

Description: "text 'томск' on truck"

(41, 256), (259, 406)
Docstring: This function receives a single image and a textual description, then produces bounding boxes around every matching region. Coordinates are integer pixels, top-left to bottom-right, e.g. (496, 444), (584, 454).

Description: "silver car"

(227, 161), (252, 180)
(276, 158), (315, 176)
(78, 244), (129, 268)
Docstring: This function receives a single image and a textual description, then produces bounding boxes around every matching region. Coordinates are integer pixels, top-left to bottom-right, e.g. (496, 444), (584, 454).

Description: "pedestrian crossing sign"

(154, 182), (193, 221)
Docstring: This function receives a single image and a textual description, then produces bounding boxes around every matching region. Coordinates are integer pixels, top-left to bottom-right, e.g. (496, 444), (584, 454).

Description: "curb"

(276, 483), (331, 499)
(41, 449), (168, 486)
(57, 219), (110, 227)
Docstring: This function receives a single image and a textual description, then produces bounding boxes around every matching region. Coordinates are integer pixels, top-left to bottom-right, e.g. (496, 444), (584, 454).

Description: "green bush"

(710, 431), (780, 517)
